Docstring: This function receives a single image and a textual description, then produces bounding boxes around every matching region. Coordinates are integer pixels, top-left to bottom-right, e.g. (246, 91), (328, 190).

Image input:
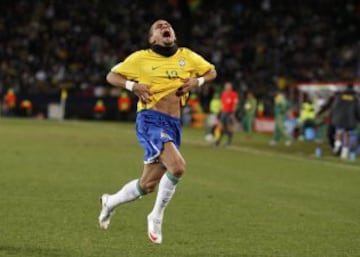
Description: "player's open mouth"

(162, 31), (171, 38)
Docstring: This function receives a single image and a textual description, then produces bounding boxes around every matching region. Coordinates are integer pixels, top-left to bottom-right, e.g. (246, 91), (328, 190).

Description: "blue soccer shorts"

(136, 109), (182, 164)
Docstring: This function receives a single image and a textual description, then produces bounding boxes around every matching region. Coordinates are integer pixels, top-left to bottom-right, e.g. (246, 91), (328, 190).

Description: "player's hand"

(176, 78), (199, 96)
(133, 83), (153, 103)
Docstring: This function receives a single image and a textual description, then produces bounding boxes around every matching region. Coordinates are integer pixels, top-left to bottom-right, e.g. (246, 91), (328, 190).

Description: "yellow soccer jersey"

(111, 47), (214, 111)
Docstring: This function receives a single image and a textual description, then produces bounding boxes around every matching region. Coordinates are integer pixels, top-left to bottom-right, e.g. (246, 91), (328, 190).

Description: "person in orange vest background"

(187, 92), (202, 114)
(93, 99), (107, 120)
(20, 99), (33, 117)
(186, 92), (206, 128)
(117, 90), (132, 121)
(3, 88), (17, 116)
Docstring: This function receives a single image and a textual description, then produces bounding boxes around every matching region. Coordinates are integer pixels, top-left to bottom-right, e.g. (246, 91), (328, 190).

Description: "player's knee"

(139, 180), (157, 193)
(171, 158), (186, 177)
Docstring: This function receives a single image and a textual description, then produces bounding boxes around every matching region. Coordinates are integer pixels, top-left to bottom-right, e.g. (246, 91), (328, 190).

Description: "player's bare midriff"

(151, 91), (181, 118)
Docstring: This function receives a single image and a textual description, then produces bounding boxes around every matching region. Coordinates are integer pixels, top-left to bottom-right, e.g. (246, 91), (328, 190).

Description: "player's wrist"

(125, 80), (135, 91)
(197, 77), (205, 87)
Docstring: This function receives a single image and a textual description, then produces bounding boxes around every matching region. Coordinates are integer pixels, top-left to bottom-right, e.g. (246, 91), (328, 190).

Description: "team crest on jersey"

(178, 58), (186, 67)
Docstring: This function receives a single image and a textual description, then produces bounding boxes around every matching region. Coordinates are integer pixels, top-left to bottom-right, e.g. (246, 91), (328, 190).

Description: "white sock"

(341, 147), (349, 159)
(107, 179), (144, 209)
(149, 172), (179, 220)
(334, 140), (342, 151)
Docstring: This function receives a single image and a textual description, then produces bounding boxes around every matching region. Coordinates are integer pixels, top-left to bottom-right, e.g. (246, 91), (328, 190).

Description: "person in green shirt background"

(242, 91), (257, 138)
(270, 91), (292, 146)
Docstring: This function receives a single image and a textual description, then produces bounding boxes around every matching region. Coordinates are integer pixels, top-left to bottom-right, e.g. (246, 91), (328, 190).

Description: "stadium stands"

(0, 0), (359, 119)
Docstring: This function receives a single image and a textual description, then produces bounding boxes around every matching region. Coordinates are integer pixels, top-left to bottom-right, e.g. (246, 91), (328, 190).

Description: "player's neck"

(151, 44), (178, 57)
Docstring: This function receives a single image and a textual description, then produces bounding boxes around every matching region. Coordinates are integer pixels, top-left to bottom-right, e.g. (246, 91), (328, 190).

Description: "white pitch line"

(183, 138), (360, 171)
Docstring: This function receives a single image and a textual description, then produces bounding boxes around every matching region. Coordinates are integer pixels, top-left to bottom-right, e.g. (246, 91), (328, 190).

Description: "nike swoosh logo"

(152, 65), (164, 70)
(149, 232), (157, 240)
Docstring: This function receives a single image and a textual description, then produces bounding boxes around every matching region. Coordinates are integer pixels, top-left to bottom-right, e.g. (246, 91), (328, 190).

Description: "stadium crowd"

(0, 0), (359, 116)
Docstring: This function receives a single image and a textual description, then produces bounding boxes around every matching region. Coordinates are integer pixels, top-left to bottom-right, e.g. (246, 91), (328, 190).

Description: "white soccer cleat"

(147, 214), (162, 244)
(98, 194), (114, 229)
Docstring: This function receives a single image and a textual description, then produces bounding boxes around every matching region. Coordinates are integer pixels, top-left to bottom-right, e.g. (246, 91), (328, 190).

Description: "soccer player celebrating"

(99, 19), (217, 244)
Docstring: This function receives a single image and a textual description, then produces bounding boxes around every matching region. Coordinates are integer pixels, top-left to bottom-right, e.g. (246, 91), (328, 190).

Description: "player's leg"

(225, 116), (234, 146)
(217, 113), (233, 146)
(147, 141), (185, 244)
(277, 116), (291, 145)
(348, 130), (358, 160)
(340, 130), (350, 159)
(98, 178), (145, 230)
(249, 114), (255, 134)
(139, 162), (167, 192)
(242, 114), (249, 132)
(270, 121), (280, 145)
(333, 128), (343, 154)
(98, 163), (165, 229)
(215, 113), (226, 146)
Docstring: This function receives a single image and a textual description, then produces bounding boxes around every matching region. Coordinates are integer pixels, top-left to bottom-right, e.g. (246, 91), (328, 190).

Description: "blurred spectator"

(215, 81), (239, 147)
(256, 98), (265, 118)
(116, 90), (132, 121)
(284, 108), (298, 140)
(298, 100), (316, 141)
(186, 92), (206, 128)
(242, 91), (257, 136)
(19, 99), (33, 117)
(204, 92), (221, 143)
(2, 88), (17, 116)
(269, 91), (292, 146)
(93, 99), (106, 120)
(0, 0), (359, 119)
(317, 84), (360, 159)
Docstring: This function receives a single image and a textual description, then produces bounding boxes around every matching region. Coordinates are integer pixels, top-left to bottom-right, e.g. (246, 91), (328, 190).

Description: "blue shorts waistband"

(137, 109), (180, 122)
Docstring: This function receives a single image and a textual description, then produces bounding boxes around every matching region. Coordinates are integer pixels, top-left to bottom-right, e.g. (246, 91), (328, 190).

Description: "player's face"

(149, 20), (176, 46)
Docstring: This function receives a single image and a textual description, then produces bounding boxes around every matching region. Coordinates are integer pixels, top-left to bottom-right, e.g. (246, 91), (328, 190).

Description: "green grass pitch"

(0, 118), (359, 257)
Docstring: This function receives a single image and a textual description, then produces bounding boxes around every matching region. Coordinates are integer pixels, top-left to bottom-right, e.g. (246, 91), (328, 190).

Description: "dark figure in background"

(317, 84), (360, 159)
